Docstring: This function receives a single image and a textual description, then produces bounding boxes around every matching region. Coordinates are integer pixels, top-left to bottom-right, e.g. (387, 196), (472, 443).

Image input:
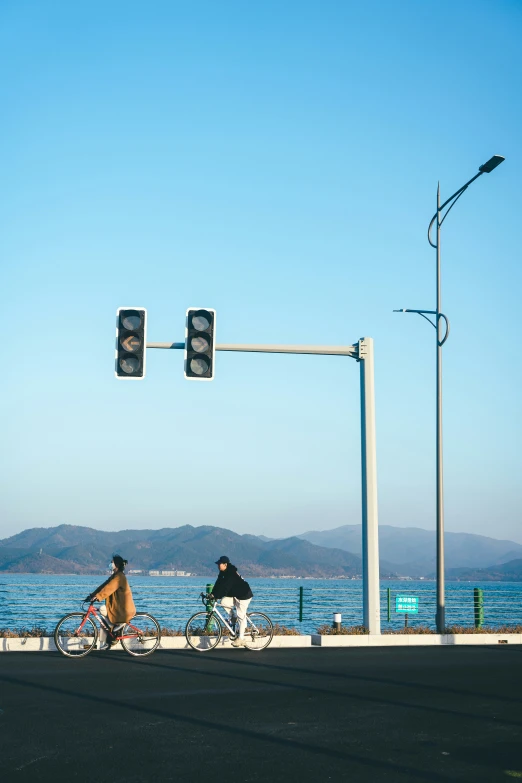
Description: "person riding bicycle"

(209, 556), (253, 647)
(86, 555), (136, 651)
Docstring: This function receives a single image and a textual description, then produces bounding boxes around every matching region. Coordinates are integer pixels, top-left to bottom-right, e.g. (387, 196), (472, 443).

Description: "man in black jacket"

(210, 556), (253, 647)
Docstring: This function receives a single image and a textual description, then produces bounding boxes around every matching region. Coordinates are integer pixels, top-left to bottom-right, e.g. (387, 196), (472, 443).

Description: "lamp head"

(479, 155), (505, 174)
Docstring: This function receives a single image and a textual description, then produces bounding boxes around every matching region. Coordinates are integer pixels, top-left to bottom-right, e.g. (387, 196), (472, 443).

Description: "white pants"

(99, 604), (125, 646)
(220, 597), (252, 639)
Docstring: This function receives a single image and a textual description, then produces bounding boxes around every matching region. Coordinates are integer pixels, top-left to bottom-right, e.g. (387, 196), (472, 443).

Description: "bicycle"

(54, 601), (161, 658)
(185, 593), (274, 652)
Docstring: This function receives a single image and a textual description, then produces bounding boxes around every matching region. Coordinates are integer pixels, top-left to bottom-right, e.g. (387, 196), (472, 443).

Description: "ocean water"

(1, 574), (521, 634)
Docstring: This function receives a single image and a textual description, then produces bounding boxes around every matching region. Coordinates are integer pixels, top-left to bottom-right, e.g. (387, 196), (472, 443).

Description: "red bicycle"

(54, 601), (161, 658)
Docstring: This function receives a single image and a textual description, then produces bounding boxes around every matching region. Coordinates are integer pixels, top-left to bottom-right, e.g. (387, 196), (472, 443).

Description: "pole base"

(436, 606), (445, 634)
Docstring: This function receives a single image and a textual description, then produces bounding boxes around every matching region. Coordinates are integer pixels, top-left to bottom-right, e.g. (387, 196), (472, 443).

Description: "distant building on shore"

(148, 569), (191, 577)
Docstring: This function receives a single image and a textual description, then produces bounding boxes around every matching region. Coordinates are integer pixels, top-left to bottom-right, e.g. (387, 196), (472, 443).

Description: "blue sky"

(2, 0), (521, 543)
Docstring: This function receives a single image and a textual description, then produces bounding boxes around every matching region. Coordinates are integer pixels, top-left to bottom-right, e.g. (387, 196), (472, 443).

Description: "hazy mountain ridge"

(2, 523), (521, 578)
(0, 524), (367, 578)
(298, 524), (522, 576)
(446, 559), (522, 581)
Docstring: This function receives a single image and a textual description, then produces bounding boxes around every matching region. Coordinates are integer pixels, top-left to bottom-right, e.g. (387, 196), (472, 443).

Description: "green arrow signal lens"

(120, 334), (141, 352)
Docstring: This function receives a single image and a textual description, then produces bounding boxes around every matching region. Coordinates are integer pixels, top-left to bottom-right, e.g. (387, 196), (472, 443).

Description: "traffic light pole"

(148, 342), (358, 356)
(358, 338), (380, 635)
(147, 336), (381, 634)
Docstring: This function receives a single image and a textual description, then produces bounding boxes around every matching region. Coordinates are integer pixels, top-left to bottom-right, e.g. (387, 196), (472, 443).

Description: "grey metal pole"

(146, 342), (358, 357)
(359, 337), (381, 634)
(146, 337), (380, 634)
(394, 156), (505, 634)
(435, 184), (445, 634)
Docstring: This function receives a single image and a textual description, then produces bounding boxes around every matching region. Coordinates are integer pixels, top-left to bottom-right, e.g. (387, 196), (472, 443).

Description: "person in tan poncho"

(86, 555), (136, 651)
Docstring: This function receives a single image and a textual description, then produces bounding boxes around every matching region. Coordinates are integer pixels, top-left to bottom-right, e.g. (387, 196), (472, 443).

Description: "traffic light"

(184, 308), (216, 381)
(115, 307), (147, 379)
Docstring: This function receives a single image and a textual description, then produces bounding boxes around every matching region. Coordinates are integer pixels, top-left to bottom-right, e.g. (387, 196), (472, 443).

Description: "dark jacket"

(212, 564), (253, 600)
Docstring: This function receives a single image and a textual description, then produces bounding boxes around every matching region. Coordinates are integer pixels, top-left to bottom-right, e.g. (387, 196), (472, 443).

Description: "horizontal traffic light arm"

(147, 341), (359, 358)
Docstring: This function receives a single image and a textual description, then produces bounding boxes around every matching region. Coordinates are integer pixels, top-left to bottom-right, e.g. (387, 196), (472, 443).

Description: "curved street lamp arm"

(439, 188), (466, 227)
(427, 171), (484, 247)
(393, 308), (450, 344)
(418, 311), (437, 330)
(438, 171), (483, 212)
(438, 313), (450, 346)
(428, 216), (437, 248)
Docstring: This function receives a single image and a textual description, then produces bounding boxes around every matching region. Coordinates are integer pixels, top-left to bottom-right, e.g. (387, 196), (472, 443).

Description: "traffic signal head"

(184, 308), (216, 381)
(115, 307), (147, 379)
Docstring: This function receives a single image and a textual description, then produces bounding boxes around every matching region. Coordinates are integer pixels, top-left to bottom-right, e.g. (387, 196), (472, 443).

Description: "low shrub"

(0, 627), (50, 638)
(148, 624), (302, 637)
(444, 625), (522, 635)
(383, 625), (435, 635)
(318, 624), (522, 636)
(271, 624), (302, 636)
(316, 624), (368, 635)
(1, 624), (303, 638)
(383, 625), (522, 635)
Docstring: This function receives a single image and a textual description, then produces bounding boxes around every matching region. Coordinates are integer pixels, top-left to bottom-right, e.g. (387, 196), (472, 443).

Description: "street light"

(394, 154), (505, 634)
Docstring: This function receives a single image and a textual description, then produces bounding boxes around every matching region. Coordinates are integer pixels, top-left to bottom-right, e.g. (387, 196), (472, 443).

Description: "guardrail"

(1, 580), (521, 635)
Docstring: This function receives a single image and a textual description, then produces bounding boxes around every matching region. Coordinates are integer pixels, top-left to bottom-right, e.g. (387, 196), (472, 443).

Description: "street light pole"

(395, 154), (504, 634)
(435, 181), (445, 633)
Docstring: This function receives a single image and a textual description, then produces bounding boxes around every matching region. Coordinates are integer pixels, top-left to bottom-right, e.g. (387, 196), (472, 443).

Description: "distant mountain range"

(297, 525), (522, 578)
(1, 523), (521, 578)
(0, 524), (367, 578)
(445, 559), (522, 582)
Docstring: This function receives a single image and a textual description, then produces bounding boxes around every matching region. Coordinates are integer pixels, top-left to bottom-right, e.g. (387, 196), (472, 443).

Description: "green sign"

(396, 595), (419, 613)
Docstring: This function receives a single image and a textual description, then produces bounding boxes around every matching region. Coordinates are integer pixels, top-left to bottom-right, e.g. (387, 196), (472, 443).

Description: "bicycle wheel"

(54, 612), (98, 658)
(242, 612), (274, 651)
(120, 613), (161, 657)
(185, 611), (222, 651)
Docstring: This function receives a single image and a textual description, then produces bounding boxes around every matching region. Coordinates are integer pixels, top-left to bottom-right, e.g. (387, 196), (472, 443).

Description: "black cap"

(215, 556), (230, 565)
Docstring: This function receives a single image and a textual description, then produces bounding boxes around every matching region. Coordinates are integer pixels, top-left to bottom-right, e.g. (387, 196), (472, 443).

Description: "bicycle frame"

(77, 604), (137, 641)
(205, 602), (236, 634)
(203, 599), (261, 636)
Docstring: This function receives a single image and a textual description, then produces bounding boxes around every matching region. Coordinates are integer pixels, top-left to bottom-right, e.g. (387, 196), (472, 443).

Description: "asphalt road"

(1, 645), (521, 782)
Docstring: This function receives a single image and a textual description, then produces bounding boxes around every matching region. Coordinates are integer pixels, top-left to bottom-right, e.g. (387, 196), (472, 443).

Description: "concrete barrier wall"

(0, 635), (313, 652)
(2, 633), (521, 652)
(311, 633), (522, 647)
